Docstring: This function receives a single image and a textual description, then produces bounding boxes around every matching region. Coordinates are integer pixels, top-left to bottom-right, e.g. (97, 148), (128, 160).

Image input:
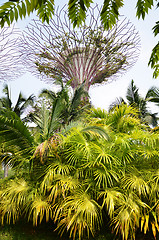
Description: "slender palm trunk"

(3, 161), (8, 178)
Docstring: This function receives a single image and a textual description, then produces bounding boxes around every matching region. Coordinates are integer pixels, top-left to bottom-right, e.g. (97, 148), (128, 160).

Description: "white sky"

(0, 0), (159, 112)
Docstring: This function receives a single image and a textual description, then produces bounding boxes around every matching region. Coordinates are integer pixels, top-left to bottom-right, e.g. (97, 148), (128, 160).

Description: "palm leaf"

(54, 189), (102, 240)
(112, 193), (141, 240)
(27, 195), (53, 226)
(0, 178), (30, 224)
(122, 174), (149, 196)
(99, 188), (123, 218)
(0, 109), (34, 153)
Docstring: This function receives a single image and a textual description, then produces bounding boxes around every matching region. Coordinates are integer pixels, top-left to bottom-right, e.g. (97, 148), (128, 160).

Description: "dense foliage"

(0, 95), (159, 239)
(0, 2), (159, 239)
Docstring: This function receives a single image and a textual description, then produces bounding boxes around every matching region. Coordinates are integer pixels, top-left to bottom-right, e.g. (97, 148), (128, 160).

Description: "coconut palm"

(146, 86), (159, 104)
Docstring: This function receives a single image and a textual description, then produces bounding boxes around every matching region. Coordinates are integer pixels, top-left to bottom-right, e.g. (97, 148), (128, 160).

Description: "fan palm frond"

(99, 188), (123, 218)
(54, 190), (102, 240)
(94, 164), (119, 188)
(27, 195), (53, 226)
(112, 193), (141, 240)
(0, 178), (30, 224)
(122, 174), (149, 197)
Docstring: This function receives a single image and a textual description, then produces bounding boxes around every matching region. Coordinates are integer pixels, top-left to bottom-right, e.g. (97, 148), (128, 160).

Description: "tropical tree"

(0, 103), (158, 240)
(0, 109), (35, 173)
(26, 80), (89, 143)
(0, 84), (35, 177)
(109, 80), (159, 127)
(0, 84), (34, 119)
(146, 85), (159, 105)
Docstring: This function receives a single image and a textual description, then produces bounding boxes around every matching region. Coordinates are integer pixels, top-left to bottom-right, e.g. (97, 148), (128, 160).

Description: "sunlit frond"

(94, 164), (119, 188)
(112, 193), (141, 240)
(41, 162), (76, 194)
(99, 188), (123, 218)
(0, 179), (30, 224)
(27, 195), (53, 226)
(122, 174), (149, 196)
(54, 190), (102, 240)
(109, 104), (141, 132)
(89, 142), (118, 166)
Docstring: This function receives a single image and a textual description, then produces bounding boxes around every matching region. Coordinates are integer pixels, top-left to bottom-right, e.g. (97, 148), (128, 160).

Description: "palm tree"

(26, 80), (89, 143)
(0, 84), (34, 119)
(146, 86), (159, 105)
(109, 80), (158, 127)
(0, 103), (158, 240)
(0, 84), (35, 177)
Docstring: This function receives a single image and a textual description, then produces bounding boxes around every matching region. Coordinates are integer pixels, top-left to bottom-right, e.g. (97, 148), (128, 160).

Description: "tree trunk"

(4, 162), (8, 178)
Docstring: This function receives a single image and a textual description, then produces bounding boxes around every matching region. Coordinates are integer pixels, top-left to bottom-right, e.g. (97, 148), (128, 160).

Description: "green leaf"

(149, 42), (159, 67)
(17, 4), (22, 19)
(5, 16), (10, 26)
(148, 42), (159, 78)
(0, 19), (5, 28)
(100, 0), (124, 30)
(25, 0), (31, 15)
(22, 1), (26, 17)
(136, 0), (156, 19)
(153, 21), (159, 36)
(14, 6), (18, 21)
(47, 1), (54, 13)
(68, 0), (93, 28)
(49, 0), (55, 5)
(30, 0), (39, 12)
(9, 10), (15, 23)
(0, 2), (15, 10)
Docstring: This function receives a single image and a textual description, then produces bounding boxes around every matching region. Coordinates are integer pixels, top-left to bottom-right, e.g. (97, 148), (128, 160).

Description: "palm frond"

(112, 193), (141, 240)
(94, 164), (119, 188)
(122, 174), (149, 197)
(0, 178), (30, 224)
(82, 125), (110, 140)
(27, 195), (53, 226)
(99, 188), (123, 218)
(0, 109), (34, 153)
(54, 190), (102, 240)
(146, 86), (159, 104)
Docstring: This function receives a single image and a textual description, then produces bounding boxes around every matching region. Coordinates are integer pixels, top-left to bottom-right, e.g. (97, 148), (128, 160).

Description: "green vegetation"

(0, 95), (159, 239)
(0, 2), (159, 239)
(109, 80), (159, 127)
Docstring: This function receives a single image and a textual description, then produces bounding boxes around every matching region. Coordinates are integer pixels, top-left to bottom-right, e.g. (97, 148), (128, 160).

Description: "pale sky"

(0, 0), (159, 112)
